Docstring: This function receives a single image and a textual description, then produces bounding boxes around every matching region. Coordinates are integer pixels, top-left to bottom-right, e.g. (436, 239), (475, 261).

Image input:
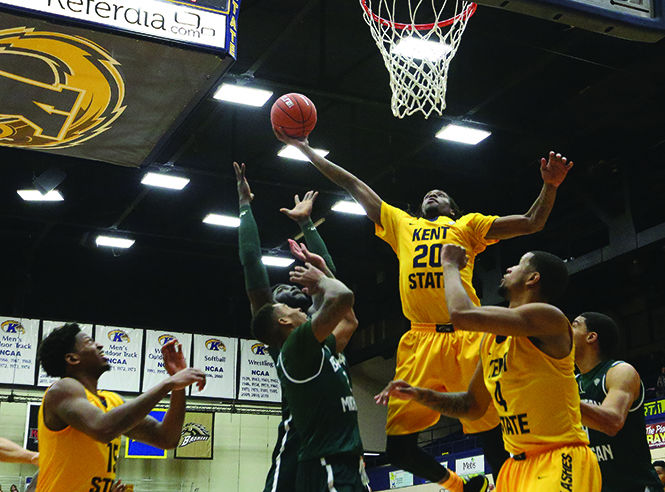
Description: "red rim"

(360, 0), (477, 30)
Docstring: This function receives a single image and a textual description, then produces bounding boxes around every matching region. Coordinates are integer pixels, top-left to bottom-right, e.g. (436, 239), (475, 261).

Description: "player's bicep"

(54, 392), (108, 439)
(603, 364), (641, 420)
(485, 214), (534, 240)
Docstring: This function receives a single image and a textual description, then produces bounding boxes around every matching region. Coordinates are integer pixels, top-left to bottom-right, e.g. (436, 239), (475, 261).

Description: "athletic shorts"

(496, 444), (601, 492)
(386, 324), (499, 435)
(296, 455), (370, 492)
(263, 416), (299, 492)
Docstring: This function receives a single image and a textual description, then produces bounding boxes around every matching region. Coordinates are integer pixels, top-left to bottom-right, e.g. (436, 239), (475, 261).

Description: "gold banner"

(174, 412), (214, 460)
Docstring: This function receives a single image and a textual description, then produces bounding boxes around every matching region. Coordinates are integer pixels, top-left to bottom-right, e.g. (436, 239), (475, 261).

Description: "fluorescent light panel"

(95, 235), (135, 249)
(261, 256), (295, 268)
(391, 37), (452, 61)
(203, 213), (240, 228)
(141, 172), (189, 190)
(213, 83), (273, 107)
(17, 189), (64, 202)
(278, 145), (329, 162)
(436, 124), (491, 145)
(363, 452), (380, 456)
(331, 200), (366, 216)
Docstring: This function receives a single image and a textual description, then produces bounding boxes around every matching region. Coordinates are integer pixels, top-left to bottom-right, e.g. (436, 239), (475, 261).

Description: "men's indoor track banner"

(0, 10), (232, 166)
(174, 412), (214, 459)
(142, 330), (193, 391)
(191, 334), (236, 399)
(238, 339), (281, 403)
(95, 325), (143, 393)
(0, 317), (38, 385)
(38, 321), (92, 387)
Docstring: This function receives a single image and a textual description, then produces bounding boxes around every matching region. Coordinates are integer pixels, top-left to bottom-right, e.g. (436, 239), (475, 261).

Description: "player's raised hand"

(288, 239), (328, 274)
(161, 339), (186, 376)
(289, 262), (325, 296)
(233, 161), (254, 204)
(541, 151), (573, 187)
(169, 368), (206, 392)
(111, 480), (126, 492)
(273, 126), (309, 148)
(280, 190), (319, 223)
(374, 380), (418, 406)
(441, 244), (468, 270)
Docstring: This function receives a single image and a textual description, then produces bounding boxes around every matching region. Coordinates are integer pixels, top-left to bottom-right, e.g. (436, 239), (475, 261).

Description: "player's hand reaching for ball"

(273, 126), (309, 148)
(161, 339), (186, 376)
(288, 239), (330, 276)
(289, 262), (325, 296)
(374, 380), (419, 406)
(540, 151), (573, 188)
(168, 368), (206, 392)
(233, 161), (254, 205)
(280, 190), (318, 224)
(441, 244), (468, 270)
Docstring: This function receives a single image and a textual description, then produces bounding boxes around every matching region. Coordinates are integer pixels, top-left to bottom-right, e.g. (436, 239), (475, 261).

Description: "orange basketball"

(270, 93), (317, 138)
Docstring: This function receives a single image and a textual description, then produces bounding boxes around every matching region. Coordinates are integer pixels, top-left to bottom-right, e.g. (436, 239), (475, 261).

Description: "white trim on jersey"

(271, 415), (293, 492)
(601, 360), (645, 413)
(279, 348), (325, 384)
(320, 458), (338, 492)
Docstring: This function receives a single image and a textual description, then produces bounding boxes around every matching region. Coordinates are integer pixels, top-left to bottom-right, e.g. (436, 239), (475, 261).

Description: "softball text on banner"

(191, 334), (236, 399)
(238, 339), (281, 403)
(142, 330), (193, 391)
(95, 325), (143, 393)
(38, 321), (92, 387)
(0, 317), (38, 385)
(174, 412), (214, 459)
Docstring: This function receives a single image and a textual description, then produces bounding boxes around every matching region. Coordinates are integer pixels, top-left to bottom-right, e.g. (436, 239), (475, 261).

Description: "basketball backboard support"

(475, 0), (665, 42)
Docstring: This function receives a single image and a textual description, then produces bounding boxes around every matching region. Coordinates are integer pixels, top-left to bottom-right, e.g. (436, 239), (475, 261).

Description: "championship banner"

(174, 412), (214, 459)
(95, 325), (143, 393)
(646, 421), (665, 449)
(0, 10), (233, 167)
(0, 317), (38, 385)
(125, 409), (167, 459)
(191, 334), (236, 399)
(23, 403), (40, 453)
(142, 330), (193, 392)
(238, 339), (281, 403)
(38, 321), (93, 387)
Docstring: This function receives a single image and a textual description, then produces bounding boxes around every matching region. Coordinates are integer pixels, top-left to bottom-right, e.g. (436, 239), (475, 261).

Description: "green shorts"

(296, 454), (370, 492)
(263, 416), (300, 492)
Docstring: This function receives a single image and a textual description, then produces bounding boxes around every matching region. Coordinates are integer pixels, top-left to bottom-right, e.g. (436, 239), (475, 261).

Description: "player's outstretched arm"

(234, 162), (272, 315)
(580, 362), (641, 436)
(273, 129), (383, 225)
(485, 151), (573, 240)
(0, 437), (38, 465)
(375, 362), (491, 420)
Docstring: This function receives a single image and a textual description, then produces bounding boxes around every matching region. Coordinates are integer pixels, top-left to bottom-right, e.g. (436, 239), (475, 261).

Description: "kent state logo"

(1, 320), (25, 335)
(251, 343), (267, 355)
(107, 329), (130, 343)
(205, 339), (226, 351)
(0, 27), (126, 149)
(158, 334), (177, 345)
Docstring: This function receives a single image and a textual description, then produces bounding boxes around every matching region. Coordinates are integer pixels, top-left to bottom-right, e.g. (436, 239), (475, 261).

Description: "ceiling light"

(331, 200), (366, 216)
(213, 83), (273, 107)
(95, 235), (135, 249)
(391, 37), (452, 61)
(278, 145), (329, 162)
(203, 213), (240, 228)
(436, 124), (491, 145)
(17, 189), (64, 202)
(141, 172), (190, 190)
(363, 452), (380, 456)
(261, 256), (295, 268)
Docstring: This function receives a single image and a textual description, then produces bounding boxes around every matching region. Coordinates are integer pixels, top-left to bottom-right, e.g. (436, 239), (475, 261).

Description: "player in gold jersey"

(275, 128), (572, 486)
(377, 246), (601, 492)
(36, 323), (206, 492)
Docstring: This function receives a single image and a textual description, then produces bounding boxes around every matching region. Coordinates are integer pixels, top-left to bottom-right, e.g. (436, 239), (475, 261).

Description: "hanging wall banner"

(238, 339), (281, 403)
(125, 409), (167, 459)
(142, 330), (193, 391)
(23, 403), (40, 452)
(174, 412), (214, 460)
(0, 317), (38, 385)
(38, 321), (93, 387)
(191, 334), (236, 399)
(95, 325), (143, 393)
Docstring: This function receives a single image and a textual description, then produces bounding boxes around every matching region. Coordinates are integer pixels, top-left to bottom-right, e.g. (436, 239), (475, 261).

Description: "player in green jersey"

(573, 312), (663, 492)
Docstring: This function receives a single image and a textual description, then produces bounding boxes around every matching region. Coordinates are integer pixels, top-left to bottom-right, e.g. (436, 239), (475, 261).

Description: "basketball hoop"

(360, 0), (477, 119)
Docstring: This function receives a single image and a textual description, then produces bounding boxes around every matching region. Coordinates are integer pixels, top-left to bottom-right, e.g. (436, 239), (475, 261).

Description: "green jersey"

(577, 360), (662, 492)
(276, 320), (363, 461)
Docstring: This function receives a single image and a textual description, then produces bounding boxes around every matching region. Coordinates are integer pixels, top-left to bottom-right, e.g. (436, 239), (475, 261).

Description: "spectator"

(656, 367), (665, 399)
(653, 461), (665, 488)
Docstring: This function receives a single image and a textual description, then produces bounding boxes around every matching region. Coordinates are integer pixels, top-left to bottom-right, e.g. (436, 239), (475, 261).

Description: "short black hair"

(579, 312), (620, 359)
(527, 251), (569, 302)
(38, 323), (81, 377)
(251, 304), (278, 346)
(653, 460), (665, 468)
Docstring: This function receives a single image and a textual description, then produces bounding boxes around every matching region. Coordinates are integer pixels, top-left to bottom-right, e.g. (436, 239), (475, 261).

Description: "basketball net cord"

(360, 0), (476, 119)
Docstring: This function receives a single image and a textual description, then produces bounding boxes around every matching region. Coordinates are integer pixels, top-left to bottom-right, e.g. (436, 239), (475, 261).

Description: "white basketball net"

(360, 0), (476, 119)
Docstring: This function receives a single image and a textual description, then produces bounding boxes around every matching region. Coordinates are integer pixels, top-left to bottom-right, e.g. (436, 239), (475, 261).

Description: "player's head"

(251, 303), (308, 348)
(653, 461), (665, 485)
(38, 323), (110, 379)
(572, 312), (619, 361)
(498, 251), (568, 303)
(420, 190), (462, 220)
(272, 283), (312, 312)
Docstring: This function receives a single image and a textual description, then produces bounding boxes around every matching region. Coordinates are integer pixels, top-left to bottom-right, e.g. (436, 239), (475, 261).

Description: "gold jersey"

(480, 332), (588, 456)
(37, 385), (124, 492)
(375, 202), (499, 324)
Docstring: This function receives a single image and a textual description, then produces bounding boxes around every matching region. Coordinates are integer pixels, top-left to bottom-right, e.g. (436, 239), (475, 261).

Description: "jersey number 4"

(494, 382), (508, 412)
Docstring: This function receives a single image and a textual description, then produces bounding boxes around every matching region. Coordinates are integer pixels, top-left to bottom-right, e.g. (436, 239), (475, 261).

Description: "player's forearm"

(153, 389), (186, 449)
(523, 183), (557, 232)
(238, 204), (270, 296)
(414, 388), (475, 419)
(580, 401), (625, 437)
(0, 438), (37, 464)
(443, 264), (476, 321)
(299, 219), (336, 275)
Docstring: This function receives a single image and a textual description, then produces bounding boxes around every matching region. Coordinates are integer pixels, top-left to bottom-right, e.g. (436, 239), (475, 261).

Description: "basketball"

(270, 93), (317, 139)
